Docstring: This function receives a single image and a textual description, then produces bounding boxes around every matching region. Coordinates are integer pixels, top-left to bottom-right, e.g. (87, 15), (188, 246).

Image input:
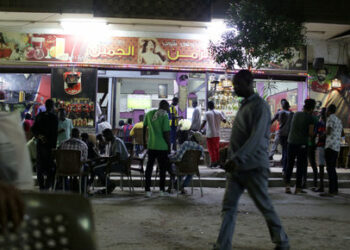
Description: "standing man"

(32, 99), (58, 190)
(285, 99), (316, 194)
(214, 70), (289, 250)
(190, 100), (201, 131)
(269, 100), (293, 165)
(321, 104), (343, 196)
(97, 116), (112, 135)
(143, 100), (171, 197)
(200, 101), (226, 168)
(315, 108), (327, 192)
(169, 97), (180, 151)
(305, 110), (319, 189)
(57, 108), (74, 146)
(271, 100), (293, 174)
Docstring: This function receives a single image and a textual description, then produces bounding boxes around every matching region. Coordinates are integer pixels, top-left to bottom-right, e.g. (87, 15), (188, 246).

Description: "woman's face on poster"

(146, 41), (155, 52)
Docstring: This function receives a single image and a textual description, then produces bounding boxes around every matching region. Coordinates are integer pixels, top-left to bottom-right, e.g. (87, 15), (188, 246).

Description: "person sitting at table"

(81, 133), (99, 160)
(96, 134), (107, 156)
(59, 128), (88, 161)
(93, 128), (129, 194)
(58, 128), (88, 192)
(169, 132), (205, 194)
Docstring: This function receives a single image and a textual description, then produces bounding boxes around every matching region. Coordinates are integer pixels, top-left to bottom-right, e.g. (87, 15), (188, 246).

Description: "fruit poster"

(51, 67), (97, 128)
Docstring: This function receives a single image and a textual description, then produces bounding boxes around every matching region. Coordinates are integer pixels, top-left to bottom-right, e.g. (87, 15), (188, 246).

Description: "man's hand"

(223, 159), (237, 172)
(0, 182), (24, 232)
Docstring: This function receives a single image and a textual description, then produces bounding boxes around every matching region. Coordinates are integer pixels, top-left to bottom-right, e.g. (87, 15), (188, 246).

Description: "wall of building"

(307, 38), (350, 66)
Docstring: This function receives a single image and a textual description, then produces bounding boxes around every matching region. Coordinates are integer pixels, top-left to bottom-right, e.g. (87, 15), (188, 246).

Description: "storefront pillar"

(297, 81), (308, 111)
(115, 78), (121, 127)
(256, 81), (265, 97)
(176, 73), (189, 119)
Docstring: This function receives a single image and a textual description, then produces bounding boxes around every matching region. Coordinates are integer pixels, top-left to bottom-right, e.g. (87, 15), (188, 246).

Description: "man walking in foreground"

(214, 70), (289, 250)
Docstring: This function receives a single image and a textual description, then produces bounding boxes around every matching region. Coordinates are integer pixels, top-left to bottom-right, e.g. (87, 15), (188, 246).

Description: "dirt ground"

(91, 187), (350, 250)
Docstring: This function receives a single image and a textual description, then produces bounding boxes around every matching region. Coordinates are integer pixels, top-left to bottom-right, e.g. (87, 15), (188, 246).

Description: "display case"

(207, 74), (239, 131)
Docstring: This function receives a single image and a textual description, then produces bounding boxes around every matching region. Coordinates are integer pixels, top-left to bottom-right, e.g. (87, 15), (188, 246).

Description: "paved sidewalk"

(92, 187), (350, 250)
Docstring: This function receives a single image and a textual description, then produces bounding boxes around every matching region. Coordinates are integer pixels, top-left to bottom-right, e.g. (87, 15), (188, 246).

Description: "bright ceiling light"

(207, 19), (238, 43)
(61, 20), (108, 32)
(61, 19), (110, 42)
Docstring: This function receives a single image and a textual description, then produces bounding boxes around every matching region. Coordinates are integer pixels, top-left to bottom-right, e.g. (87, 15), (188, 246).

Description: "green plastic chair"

(0, 192), (97, 250)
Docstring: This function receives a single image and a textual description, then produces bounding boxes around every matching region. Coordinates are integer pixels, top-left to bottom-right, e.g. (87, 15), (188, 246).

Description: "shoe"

(106, 183), (116, 194)
(180, 188), (187, 195)
(294, 188), (307, 194)
(145, 191), (152, 198)
(95, 188), (107, 195)
(285, 187), (292, 194)
(320, 192), (334, 197)
(159, 191), (170, 197)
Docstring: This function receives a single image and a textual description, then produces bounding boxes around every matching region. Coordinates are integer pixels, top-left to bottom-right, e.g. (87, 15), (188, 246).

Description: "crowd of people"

(17, 95), (209, 196)
(1, 69), (348, 250)
(270, 97), (344, 196)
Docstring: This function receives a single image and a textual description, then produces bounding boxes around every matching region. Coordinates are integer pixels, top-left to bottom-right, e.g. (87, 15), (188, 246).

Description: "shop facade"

(0, 30), (309, 136)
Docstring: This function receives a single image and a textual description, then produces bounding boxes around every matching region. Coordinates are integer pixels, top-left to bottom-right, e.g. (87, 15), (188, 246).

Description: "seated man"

(81, 133), (99, 160)
(169, 132), (204, 194)
(58, 128), (88, 192)
(93, 128), (129, 194)
(59, 128), (88, 161)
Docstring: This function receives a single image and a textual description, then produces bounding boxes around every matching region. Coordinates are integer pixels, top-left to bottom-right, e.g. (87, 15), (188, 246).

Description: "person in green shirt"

(143, 100), (171, 197)
(285, 99), (316, 194)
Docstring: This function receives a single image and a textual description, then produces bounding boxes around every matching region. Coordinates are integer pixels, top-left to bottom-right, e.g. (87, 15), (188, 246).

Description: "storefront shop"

(0, 31), (308, 134)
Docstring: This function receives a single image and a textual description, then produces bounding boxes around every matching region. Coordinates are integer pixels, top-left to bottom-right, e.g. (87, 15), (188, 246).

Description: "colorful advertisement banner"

(51, 68), (97, 128)
(0, 32), (217, 70)
(0, 31), (307, 73)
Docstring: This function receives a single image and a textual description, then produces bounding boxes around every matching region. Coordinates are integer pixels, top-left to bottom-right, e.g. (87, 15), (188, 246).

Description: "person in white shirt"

(200, 101), (226, 168)
(321, 104), (344, 196)
(97, 116), (112, 134)
(190, 100), (201, 131)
